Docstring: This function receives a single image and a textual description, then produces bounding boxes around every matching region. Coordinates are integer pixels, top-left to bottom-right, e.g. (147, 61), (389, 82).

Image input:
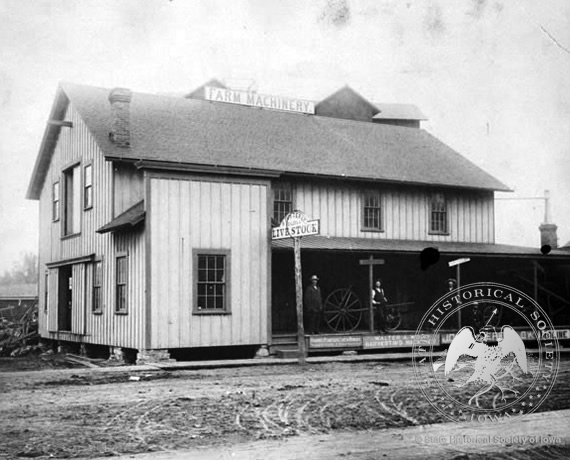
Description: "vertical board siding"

(150, 177), (269, 349)
(113, 164), (144, 217)
(37, 102), (145, 349)
(291, 182), (494, 243)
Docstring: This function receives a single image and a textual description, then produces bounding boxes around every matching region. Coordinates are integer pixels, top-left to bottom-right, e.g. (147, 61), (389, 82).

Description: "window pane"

(84, 186), (93, 209)
(84, 165), (92, 186)
(430, 194), (447, 233)
(52, 182), (60, 221)
(195, 253), (227, 311)
(363, 193), (381, 230)
(116, 257), (126, 283)
(273, 184), (293, 223)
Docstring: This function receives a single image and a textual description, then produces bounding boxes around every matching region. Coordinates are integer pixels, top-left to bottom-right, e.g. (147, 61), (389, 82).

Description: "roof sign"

(205, 86), (315, 114)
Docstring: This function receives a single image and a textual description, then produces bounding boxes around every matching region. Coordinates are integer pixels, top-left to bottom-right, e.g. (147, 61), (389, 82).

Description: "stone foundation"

(108, 346), (126, 363)
(254, 345), (269, 359)
(136, 349), (175, 365)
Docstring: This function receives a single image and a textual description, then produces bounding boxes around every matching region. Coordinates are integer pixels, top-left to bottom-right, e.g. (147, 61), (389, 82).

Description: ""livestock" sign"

(271, 210), (320, 240)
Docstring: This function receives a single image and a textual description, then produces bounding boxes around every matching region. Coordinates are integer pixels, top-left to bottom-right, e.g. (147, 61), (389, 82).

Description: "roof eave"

(26, 85), (70, 200)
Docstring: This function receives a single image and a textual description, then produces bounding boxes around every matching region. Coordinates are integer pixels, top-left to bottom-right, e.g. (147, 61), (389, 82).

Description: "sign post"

(359, 256), (385, 333)
(293, 236), (305, 365)
(448, 257), (470, 329)
(272, 210), (320, 365)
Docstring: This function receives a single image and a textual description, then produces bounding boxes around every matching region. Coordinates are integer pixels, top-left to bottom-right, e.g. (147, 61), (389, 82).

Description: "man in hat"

(304, 275), (323, 334)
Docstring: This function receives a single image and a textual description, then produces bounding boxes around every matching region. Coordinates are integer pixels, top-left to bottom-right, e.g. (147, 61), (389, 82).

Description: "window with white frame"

(84, 164), (93, 210)
(52, 182), (60, 221)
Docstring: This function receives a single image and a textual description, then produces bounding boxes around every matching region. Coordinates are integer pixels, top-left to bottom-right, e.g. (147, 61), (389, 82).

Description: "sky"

(0, 0), (569, 274)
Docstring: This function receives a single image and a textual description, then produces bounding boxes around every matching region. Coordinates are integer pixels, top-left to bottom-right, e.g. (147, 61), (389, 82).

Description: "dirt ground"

(1, 356), (569, 459)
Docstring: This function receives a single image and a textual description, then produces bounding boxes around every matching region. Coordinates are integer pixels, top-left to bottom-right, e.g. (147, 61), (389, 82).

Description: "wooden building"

(0, 284), (38, 322)
(27, 81), (570, 360)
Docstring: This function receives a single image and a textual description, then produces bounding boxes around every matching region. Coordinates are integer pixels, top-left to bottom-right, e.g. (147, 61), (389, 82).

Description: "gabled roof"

(373, 103), (427, 121)
(97, 200), (145, 234)
(315, 85), (380, 115)
(27, 82), (510, 199)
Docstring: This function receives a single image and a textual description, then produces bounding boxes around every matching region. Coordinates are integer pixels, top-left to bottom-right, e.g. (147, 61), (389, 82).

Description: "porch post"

(294, 237), (306, 365)
(369, 259), (374, 333)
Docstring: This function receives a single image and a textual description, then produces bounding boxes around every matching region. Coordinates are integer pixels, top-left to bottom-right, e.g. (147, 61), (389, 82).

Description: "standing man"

(304, 275), (323, 335)
(371, 279), (388, 332)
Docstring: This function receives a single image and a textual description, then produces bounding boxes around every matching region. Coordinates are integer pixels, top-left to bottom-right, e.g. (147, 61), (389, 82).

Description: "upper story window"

(362, 192), (383, 231)
(93, 260), (102, 314)
(63, 164), (81, 236)
(84, 164), (93, 210)
(430, 193), (448, 234)
(115, 255), (127, 314)
(273, 183), (293, 225)
(52, 182), (60, 222)
(195, 251), (230, 313)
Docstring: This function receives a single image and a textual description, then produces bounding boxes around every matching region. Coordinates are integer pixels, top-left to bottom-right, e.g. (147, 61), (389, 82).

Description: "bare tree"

(0, 252), (38, 285)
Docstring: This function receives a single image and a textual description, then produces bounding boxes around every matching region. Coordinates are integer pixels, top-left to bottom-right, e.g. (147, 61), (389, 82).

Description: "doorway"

(58, 265), (72, 331)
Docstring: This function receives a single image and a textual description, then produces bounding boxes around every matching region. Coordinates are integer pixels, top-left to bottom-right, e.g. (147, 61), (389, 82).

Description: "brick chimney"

(108, 88), (132, 147)
(539, 190), (558, 249)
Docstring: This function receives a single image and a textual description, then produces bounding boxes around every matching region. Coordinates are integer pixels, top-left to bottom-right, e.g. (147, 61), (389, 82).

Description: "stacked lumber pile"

(0, 302), (39, 357)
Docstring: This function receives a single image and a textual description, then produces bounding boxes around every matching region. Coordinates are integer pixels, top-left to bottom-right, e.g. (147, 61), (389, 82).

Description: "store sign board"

(309, 335), (362, 349)
(205, 86), (315, 114)
(271, 220), (320, 240)
(363, 334), (440, 349)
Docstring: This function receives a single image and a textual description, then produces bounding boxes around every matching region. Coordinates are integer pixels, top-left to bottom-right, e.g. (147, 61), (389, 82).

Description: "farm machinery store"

(28, 79), (570, 360)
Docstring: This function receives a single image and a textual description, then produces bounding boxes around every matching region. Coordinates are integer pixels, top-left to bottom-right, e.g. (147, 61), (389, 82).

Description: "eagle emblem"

(442, 325), (529, 407)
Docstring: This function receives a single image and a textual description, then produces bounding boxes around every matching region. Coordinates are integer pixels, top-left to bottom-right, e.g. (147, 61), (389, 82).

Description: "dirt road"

(1, 358), (569, 459)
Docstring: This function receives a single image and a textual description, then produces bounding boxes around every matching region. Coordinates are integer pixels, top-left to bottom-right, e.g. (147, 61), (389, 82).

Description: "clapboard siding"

(37, 102), (145, 349)
(294, 181), (494, 243)
(149, 175), (269, 349)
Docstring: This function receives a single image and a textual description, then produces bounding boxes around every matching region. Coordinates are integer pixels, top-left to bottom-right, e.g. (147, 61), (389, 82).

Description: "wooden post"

(533, 261), (538, 302)
(449, 258), (470, 330)
(359, 256), (385, 334)
(368, 257), (374, 333)
(456, 264), (461, 329)
(294, 237), (306, 365)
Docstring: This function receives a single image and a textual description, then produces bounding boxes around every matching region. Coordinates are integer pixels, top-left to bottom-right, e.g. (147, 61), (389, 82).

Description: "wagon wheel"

(472, 302), (503, 331)
(480, 304), (502, 328)
(383, 305), (402, 332)
(324, 288), (367, 332)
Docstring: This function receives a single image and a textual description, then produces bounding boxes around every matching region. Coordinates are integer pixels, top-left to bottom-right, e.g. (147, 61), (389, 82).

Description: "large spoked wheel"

(324, 288), (366, 332)
(383, 305), (402, 332)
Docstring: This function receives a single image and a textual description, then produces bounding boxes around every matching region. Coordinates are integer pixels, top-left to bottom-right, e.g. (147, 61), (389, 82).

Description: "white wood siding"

(294, 182), (495, 243)
(37, 102), (146, 349)
(149, 176), (269, 349)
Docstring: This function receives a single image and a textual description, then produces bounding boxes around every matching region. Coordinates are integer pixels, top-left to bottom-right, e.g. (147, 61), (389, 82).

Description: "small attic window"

(429, 193), (448, 234)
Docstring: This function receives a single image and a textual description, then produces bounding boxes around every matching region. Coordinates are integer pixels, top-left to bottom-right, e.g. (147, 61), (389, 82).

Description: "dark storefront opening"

(58, 265), (73, 331)
(271, 249), (570, 334)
